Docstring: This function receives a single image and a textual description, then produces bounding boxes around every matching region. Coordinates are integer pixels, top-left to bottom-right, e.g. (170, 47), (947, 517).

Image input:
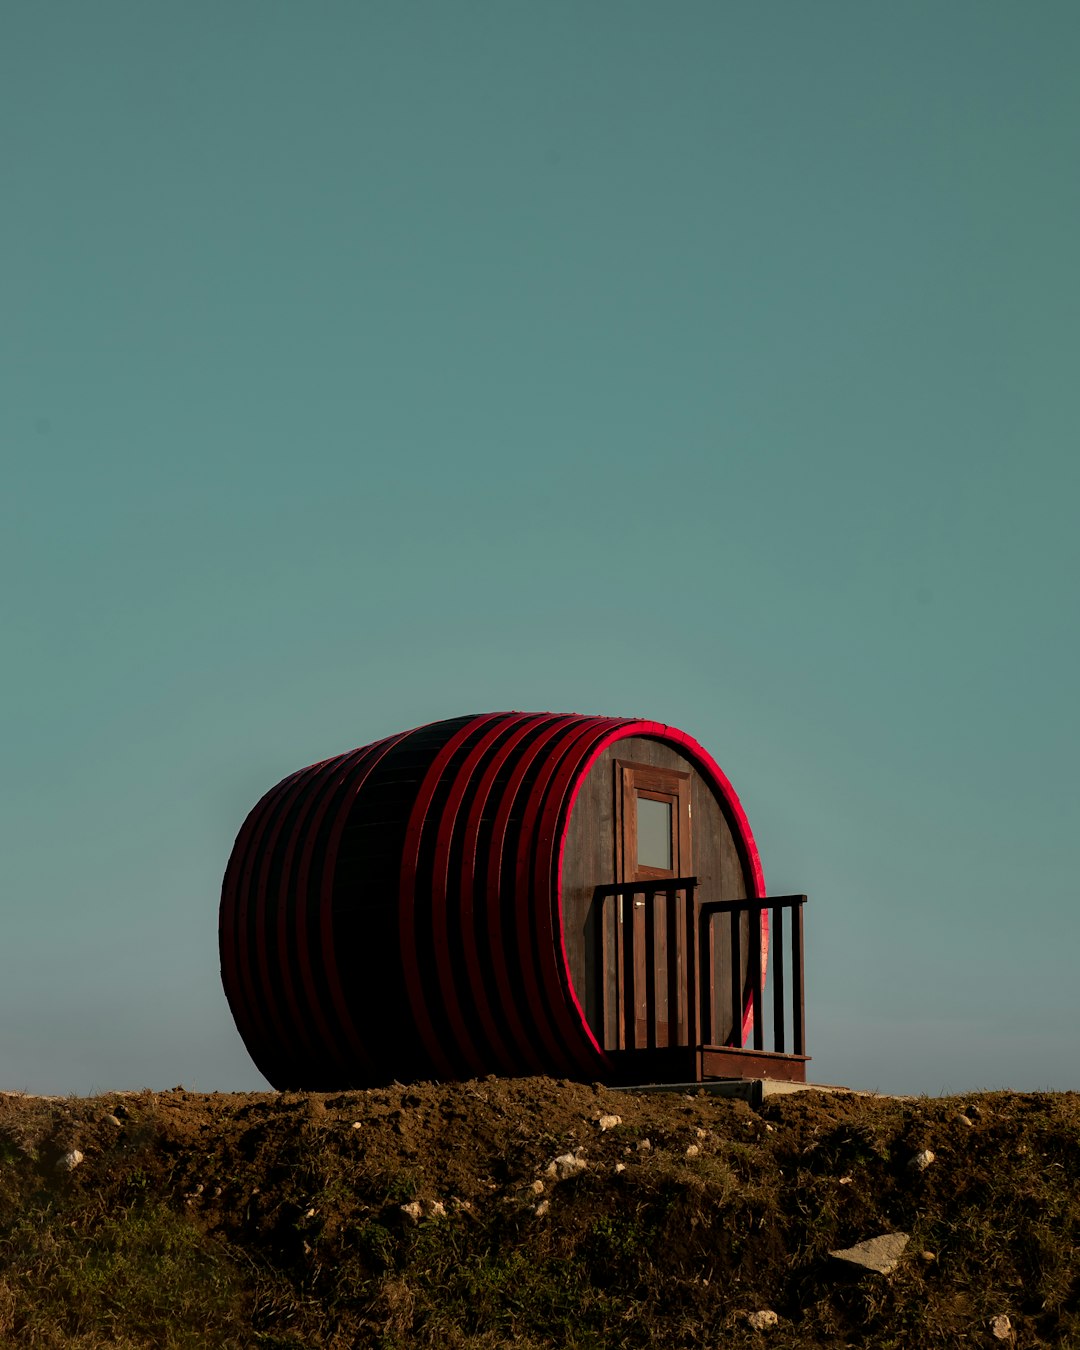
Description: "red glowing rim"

(555, 720), (768, 1056)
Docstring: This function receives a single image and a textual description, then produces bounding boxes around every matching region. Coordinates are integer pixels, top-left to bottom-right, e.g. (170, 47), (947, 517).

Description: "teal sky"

(3, 3), (1077, 1096)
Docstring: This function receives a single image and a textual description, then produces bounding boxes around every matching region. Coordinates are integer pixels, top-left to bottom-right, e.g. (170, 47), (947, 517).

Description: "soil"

(1, 1078), (1078, 1347)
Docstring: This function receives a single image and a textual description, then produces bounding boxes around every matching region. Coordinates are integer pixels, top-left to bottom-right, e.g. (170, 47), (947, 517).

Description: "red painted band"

(553, 721), (767, 1054)
(457, 712), (559, 1075)
(226, 769), (307, 1060)
(304, 731), (409, 1074)
(483, 714), (586, 1071)
(399, 714), (509, 1077)
(252, 755), (347, 1063)
(428, 713), (521, 1077)
(274, 746), (381, 1075)
(530, 718), (635, 1074)
(518, 718), (627, 1076)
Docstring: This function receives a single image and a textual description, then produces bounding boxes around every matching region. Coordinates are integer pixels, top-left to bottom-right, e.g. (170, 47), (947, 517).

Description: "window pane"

(637, 797), (672, 869)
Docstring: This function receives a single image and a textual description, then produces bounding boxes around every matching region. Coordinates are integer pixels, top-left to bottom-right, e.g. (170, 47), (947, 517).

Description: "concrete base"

(612, 1077), (876, 1107)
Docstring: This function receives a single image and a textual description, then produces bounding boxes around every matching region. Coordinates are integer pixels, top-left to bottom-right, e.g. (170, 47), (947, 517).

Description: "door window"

(636, 794), (673, 870)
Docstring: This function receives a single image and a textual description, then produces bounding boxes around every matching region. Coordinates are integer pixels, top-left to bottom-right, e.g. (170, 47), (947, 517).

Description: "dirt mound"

(1, 1079), (1078, 1347)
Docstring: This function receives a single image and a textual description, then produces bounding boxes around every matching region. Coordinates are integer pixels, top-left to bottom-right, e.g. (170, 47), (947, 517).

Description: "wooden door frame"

(613, 760), (692, 1048)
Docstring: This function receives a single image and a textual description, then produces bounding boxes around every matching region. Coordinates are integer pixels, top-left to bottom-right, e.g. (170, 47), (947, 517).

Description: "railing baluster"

(596, 892), (608, 1050)
(729, 907), (743, 1048)
(792, 897), (805, 1058)
(622, 889), (637, 1050)
(772, 903), (785, 1054)
(643, 892), (656, 1051)
(664, 886), (679, 1046)
(698, 907), (712, 1049)
(685, 881), (699, 1064)
(749, 903), (764, 1051)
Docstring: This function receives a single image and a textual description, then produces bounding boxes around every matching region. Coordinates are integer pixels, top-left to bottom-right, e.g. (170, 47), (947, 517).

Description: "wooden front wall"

(561, 737), (753, 1050)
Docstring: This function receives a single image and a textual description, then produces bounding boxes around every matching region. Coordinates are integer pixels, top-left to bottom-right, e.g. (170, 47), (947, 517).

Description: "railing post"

(729, 908), (743, 1048)
(622, 888), (636, 1050)
(643, 891), (656, 1051)
(792, 896), (806, 1058)
(596, 891), (608, 1051)
(772, 902), (785, 1054)
(697, 905), (711, 1050)
(664, 886), (679, 1046)
(749, 902), (764, 1051)
(685, 881), (698, 1064)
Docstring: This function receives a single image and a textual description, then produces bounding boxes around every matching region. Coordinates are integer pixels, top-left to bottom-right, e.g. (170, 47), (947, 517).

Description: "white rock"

(351, 1121), (363, 1129)
(535, 1199), (550, 1217)
(426, 1200), (446, 1220)
(838, 1175), (853, 1185)
(746, 1310), (779, 1331)
(990, 1314), (1012, 1340)
(103, 1115), (122, 1128)
(303, 1207), (317, 1219)
(957, 1114), (974, 1127)
(909, 1149), (936, 1171)
(685, 1144), (700, 1158)
(829, 1232), (910, 1275)
(597, 1114), (622, 1131)
(57, 1149), (84, 1172)
(527, 1179), (544, 1195)
(400, 1201), (423, 1223)
(636, 1138), (652, 1152)
(614, 1163), (626, 1174)
(545, 1152), (588, 1180)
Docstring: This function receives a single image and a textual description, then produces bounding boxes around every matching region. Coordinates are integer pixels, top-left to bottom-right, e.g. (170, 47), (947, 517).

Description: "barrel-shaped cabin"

(220, 712), (808, 1090)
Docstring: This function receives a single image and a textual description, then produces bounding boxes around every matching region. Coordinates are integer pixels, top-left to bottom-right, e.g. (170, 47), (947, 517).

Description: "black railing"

(592, 882), (808, 1067)
(698, 896), (807, 1058)
(592, 878), (700, 1052)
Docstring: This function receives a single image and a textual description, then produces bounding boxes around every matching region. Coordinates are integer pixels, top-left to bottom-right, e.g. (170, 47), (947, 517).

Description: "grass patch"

(2, 1084), (1080, 1346)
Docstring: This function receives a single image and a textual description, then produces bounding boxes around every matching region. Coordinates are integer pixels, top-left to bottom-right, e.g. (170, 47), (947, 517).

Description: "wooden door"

(615, 761), (692, 1048)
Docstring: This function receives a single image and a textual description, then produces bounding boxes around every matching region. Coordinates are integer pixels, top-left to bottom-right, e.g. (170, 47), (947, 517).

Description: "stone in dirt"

(57, 1149), (84, 1171)
(908, 1149), (935, 1171)
(596, 1114), (622, 1131)
(829, 1232), (910, 1275)
(989, 1313), (1013, 1340)
(399, 1198), (446, 1222)
(746, 1309), (779, 1330)
(546, 1152), (587, 1180)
